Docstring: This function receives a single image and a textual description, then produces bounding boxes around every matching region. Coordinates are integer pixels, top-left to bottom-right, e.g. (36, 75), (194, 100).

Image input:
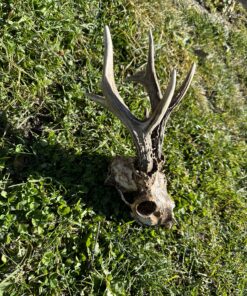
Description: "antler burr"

(87, 26), (196, 227)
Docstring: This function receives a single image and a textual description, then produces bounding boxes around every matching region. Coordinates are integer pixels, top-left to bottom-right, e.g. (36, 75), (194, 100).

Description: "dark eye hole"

(123, 191), (138, 205)
(136, 201), (157, 216)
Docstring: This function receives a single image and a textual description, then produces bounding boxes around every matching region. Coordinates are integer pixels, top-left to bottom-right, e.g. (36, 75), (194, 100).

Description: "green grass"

(0, 0), (246, 295)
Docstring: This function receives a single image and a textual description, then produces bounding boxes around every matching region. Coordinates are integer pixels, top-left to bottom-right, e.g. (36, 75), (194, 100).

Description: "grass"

(0, 0), (246, 295)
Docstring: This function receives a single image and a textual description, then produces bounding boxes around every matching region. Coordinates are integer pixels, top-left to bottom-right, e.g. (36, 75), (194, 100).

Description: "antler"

(87, 26), (196, 227)
(87, 26), (196, 173)
(126, 30), (162, 111)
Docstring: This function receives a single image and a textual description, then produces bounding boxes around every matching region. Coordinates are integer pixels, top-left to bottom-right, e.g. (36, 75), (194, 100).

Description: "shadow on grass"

(0, 111), (130, 222)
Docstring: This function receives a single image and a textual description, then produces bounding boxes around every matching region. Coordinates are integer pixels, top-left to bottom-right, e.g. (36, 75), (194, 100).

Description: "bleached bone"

(87, 26), (196, 227)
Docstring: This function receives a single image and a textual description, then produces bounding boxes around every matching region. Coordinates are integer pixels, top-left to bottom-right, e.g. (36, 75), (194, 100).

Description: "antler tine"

(154, 63), (196, 159)
(88, 26), (140, 132)
(102, 26), (122, 100)
(168, 62), (196, 112)
(126, 30), (162, 110)
(144, 69), (176, 133)
(158, 63), (196, 129)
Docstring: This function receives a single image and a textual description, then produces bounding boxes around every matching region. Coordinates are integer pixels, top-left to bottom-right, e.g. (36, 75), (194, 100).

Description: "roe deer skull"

(87, 26), (196, 227)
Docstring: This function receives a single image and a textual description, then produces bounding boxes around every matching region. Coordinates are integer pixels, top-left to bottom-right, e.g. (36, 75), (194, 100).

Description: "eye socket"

(123, 191), (138, 205)
(136, 201), (157, 216)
